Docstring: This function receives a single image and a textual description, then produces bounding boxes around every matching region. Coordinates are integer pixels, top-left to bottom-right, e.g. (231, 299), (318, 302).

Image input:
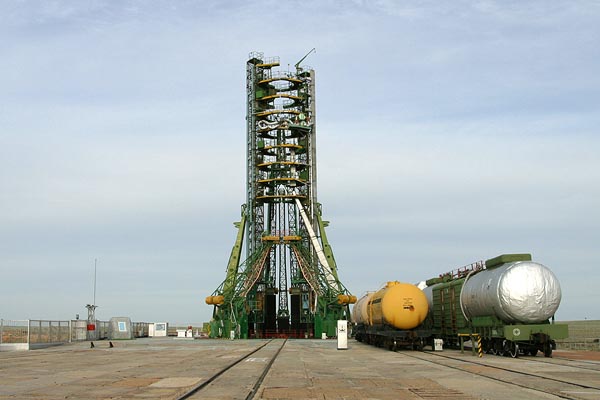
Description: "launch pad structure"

(206, 51), (356, 339)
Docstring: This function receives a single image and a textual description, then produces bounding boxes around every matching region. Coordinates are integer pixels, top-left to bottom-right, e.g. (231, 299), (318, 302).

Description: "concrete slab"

(0, 338), (598, 399)
(150, 377), (202, 388)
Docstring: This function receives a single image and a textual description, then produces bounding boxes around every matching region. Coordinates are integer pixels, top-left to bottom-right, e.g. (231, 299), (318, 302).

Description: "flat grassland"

(555, 320), (600, 351)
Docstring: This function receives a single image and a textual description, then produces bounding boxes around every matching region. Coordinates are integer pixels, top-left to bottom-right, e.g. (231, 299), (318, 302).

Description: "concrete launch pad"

(0, 338), (598, 399)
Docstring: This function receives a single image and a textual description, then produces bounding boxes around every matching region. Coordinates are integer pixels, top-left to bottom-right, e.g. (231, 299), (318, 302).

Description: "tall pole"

(94, 258), (97, 306)
(86, 259), (99, 341)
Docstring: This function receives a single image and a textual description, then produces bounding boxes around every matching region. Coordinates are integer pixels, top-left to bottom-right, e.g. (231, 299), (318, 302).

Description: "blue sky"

(1, 1), (599, 324)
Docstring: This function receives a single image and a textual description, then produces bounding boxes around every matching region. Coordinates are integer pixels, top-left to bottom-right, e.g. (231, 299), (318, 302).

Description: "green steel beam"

(222, 211), (247, 296)
(316, 210), (341, 285)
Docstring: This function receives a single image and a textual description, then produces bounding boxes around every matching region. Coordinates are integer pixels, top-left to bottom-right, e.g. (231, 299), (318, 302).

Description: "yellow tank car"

(372, 281), (428, 329)
(353, 281), (429, 350)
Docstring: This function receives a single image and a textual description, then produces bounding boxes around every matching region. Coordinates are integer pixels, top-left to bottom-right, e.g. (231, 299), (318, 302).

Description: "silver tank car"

(421, 284), (435, 312)
(460, 261), (562, 324)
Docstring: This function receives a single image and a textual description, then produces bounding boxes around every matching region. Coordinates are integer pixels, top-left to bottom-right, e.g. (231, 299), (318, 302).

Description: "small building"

(149, 322), (168, 337)
(108, 317), (133, 340)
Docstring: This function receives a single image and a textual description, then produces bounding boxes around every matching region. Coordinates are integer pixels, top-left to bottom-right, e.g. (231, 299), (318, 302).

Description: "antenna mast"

(86, 259), (99, 340)
(93, 258), (97, 305)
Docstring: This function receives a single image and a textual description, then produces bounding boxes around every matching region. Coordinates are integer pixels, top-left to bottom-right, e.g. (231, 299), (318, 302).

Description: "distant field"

(556, 320), (600, 351)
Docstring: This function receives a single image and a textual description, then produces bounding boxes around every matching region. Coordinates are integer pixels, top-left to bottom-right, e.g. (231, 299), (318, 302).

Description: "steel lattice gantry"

(206, 52), (355, 339)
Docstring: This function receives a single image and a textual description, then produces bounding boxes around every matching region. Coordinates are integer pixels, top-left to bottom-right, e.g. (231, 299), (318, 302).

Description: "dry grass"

(555, 320), (600, 351)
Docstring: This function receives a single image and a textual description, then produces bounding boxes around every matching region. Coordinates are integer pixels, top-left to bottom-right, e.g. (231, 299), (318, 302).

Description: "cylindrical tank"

(352, 292), (373, 324)
(337, 294), (358, 305)
(205, 295), (224, 305)
(460, 261), (561, 324)
(421, 284), (436, 311)
(353, 282), (428, 330)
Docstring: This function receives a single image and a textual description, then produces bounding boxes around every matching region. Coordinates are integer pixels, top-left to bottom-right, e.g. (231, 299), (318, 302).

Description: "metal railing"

(441, 261), (485, 280)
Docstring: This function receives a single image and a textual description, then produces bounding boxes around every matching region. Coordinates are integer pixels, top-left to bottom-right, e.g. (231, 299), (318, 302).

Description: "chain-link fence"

(29, 320), (70, 344)
(1, 319), (71, 350)
(2, 318), (176, 350)
(0, 319), (28, 345)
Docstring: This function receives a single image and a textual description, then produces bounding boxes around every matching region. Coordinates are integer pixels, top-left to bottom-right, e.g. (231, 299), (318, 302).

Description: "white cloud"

(0, 0), (599, 323)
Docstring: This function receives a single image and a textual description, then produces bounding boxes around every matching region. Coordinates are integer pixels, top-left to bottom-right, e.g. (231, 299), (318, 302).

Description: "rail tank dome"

(460, 261), (562, 324)
(354, 282), (428, 330)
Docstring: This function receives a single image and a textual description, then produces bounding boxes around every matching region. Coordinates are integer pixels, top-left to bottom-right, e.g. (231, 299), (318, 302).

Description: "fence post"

(27, 320), (31, 348)
(1, 319), (3, 345)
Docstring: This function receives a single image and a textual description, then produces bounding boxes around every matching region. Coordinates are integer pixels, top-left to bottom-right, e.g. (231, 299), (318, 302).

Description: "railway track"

(176, 338), (286, 400)
(522, 354), (600, 373)
(401, 351), (600, 400)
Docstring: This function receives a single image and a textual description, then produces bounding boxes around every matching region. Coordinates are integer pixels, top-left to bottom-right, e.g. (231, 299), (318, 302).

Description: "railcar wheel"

(483, 339), (492, 354)
(508, 342), (518, 358)
(499, 340), (506, 356)
(491, 340), (498, 355)
(543, 343), (552, 357)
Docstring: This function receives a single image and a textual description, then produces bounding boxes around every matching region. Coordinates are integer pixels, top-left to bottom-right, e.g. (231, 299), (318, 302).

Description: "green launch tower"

(206, 51), (355, 339)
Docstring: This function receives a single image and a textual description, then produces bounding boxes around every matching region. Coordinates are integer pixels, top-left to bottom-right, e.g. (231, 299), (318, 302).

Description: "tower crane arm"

(295, 48), (316, 71)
